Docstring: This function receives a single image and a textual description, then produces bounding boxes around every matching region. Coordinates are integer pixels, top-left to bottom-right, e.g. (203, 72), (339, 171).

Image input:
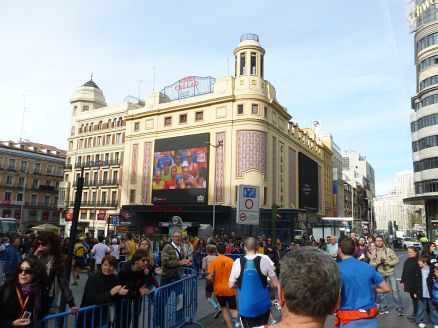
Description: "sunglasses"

(19, 268), (33, 275)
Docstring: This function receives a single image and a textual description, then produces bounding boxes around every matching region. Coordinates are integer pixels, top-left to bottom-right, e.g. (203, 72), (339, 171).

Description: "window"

(195, 111), (204, 121)
(97, 136), (102, 146)
(115, 133), (121, 144)
(237, 104), (244, 115)
(134, 122), (140, 131)
(264, 187), (268, 205)
(179, 114), (187, 123)
(47, 165), (52, 174)
(82, 105), (90, 112)
(87, 137), (92, 147)
(8, 159), (15, 170)
(106, 134), (111, 145)
(103, 171), (108, 183)
(112, 191), (118, 203)
(251, 104), (259, 115)
(5, 191), (12, 201)
(117, 117), (122, 127)
(105, 153), (110, 163)
(260, 54), (264, 78)
(0, 157), (3, 168)
(32, 179), (39, 188)
(102, 191), (107, 203)
(98, 121), (103, 130)
(240, 53), (246, 75)
(83, 192), (88, 201)
(45, 180), (51, 187)
(43, 195), (50, 207)
(251, 52), (257, 75)
(114, 152), (120, 162)
(69, 141), (73, 150)
(164, 117), (172, 126)
(19, 161), (27, 172)
(6, 176), (13, 186)
(129, 189), (136, 204)
(113, 171), (118, 182)
(264, 106), (268, 118)
(17, 193), (23, 202)
(18, 177), (25, 186)
(31, 194), (37, 205)
(92, 191), (97, 203)
(78, 139), (83, 149)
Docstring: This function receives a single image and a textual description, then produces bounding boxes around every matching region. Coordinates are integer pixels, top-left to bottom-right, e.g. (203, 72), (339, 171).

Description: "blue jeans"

(416, 298), (438, 325)
(340, 317), (378, 328)
(377, 273), (404, 313)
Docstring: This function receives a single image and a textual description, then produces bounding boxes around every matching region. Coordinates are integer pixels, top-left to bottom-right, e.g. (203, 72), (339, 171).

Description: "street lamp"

(18, 169), (27, 233)
(92, 160), (102, 237)
(205, 140), (223, 231)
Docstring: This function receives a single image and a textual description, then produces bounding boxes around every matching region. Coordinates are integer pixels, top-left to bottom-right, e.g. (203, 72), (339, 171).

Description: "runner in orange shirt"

(208, 242), (240, 328)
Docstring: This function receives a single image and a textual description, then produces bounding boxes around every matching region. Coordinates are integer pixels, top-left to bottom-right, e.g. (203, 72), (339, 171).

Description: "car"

(400, 237), (422, 250)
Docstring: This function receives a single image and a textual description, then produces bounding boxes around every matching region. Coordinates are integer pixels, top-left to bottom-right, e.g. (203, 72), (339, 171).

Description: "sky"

(0, 1), (416, 195)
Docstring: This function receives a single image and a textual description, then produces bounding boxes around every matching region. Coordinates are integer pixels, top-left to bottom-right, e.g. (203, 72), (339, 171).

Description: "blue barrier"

(36, 267), (203, 328)
(191, 252), (244, 276)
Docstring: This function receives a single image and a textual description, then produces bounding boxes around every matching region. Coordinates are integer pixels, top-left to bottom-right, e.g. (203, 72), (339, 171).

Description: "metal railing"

(68, 200), (119, 207)
(35, 268), (204, 328)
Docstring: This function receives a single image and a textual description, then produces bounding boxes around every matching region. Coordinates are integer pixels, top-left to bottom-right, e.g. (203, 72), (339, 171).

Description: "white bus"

(0, 217), (17, 233)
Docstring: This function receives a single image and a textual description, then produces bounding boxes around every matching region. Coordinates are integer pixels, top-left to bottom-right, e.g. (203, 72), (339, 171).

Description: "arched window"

(98, 121), (103, 130)
(107, 119), (112, 128)
(89, 122), (94, 131)
(85, 123), (89, 132)
(117, 117), (122, 127)
(113, 118), (117, 127)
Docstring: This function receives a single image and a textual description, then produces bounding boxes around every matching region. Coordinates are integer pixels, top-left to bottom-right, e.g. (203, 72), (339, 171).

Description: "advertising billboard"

(152, 133), (210, 204)
(298, 152), (319, 211)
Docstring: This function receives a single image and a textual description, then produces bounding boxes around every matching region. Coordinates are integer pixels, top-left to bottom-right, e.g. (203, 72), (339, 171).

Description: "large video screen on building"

(152, 133), (210, 204)
(298, 152), (319, 211)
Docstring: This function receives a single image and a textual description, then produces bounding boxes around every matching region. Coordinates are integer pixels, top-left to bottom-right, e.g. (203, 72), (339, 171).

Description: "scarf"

(19, 283), (43, 321)
(38, 254), (56, 295)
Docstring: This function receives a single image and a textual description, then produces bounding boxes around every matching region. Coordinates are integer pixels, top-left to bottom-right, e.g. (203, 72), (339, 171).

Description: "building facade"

(58, 79), (143, 236)
(0, 140), (65, 230)
(406, 0), (438, 239)
(60, 34), (331, 241)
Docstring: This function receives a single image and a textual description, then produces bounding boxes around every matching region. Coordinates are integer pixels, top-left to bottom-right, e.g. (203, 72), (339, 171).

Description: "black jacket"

(118, 264), (147, 299)
(0, 284), (49, 328)
(78, 272), (120, 328)
(400, 257), (421, 293)
(418, 266), (435, 299)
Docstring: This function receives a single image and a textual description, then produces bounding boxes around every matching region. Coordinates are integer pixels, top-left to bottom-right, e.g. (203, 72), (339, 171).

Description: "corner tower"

(70, 77), (107, 115)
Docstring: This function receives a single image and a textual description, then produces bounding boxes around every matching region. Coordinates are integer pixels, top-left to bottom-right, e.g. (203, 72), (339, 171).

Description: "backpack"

(236, 256), (267, 289)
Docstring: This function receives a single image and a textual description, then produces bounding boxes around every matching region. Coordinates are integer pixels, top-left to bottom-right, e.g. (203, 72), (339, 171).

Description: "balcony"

(7, 166), (16, 171)
(74, 160), (121, 170)
(33, 169), (41, 175)
(0, 200), (58, 209)
(73, 179), (119, 187)
(63, 164), (72, 170)
(68, 200), (119, 207)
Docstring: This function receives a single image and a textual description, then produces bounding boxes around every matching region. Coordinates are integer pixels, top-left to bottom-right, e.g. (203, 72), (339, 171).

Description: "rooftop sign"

(159, 76), (216, 103)
(407, 0), (438, 32)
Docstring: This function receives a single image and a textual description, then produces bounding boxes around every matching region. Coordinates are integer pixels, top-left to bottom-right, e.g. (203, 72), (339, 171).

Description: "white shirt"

(91, 243), (110, 265)
(422, 267), (431, 298)
(171, 241), (182, 259)
(110, 244), (120, 259)
(229, 254), (276, 284)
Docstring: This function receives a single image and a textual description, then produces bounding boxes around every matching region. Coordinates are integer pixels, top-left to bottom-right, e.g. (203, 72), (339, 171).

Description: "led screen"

(298, 152), (319, 210)
(152, 133), (210, 204)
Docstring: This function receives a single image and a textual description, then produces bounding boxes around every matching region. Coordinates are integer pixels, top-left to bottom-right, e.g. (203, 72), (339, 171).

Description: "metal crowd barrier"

(191, 252), (244, 276)
(36, 268), (203, 328)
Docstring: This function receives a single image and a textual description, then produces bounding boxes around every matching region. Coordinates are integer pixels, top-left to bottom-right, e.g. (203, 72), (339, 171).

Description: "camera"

(379, 258), (386, 266)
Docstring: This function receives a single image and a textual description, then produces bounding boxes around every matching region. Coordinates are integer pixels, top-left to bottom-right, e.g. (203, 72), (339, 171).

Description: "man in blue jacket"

(3, 236), (22, 278)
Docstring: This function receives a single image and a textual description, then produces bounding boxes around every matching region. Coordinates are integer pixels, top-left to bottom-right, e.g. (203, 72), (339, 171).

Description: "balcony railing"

(33, 169), (41, 174)
(74, 160), (121, 169)
(63, 164), (72, 170)
(0, 200), (58, 208)
(68, 200), (118, 207)
(73, 179), (119, 187)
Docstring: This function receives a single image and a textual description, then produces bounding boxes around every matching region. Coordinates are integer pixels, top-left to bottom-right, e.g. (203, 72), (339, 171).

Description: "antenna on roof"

(152, 67), (156, 93)
(20, 95), (30, 143)
(91, 73), (94, 81)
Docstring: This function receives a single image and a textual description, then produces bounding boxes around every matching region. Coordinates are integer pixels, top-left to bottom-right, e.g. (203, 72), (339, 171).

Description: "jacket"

(0, 284), (49, 328)
(161, 243), (184, 279)
(118, 263), (147, 299)
(400, 257), (420, 293)
(417, 266), (435, 299)
(3, 246), (22, 276)
(78, 272), (120, 328)
(369, 246), (399, 277)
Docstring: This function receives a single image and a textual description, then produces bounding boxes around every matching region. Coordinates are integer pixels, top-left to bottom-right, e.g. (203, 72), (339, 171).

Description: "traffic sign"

(236, 185), (260, 225)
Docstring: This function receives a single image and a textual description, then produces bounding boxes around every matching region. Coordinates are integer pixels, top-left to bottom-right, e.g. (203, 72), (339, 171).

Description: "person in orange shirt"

(208, 242), (239, 328)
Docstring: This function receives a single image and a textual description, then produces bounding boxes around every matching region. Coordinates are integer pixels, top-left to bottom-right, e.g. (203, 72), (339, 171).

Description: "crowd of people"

(1, 229), (438, 327)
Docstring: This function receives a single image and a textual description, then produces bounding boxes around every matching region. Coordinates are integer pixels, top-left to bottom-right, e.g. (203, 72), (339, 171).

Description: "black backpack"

(236, 256), (268, 290)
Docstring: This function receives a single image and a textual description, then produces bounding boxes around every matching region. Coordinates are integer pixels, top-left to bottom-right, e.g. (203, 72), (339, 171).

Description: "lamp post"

(18, 170), (26, 233)
(92, 160), (101, 238)
(205, 140), (223, 231)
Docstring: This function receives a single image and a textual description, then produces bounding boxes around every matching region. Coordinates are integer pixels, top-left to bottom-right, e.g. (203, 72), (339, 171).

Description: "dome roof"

(82, 78), (100, 89)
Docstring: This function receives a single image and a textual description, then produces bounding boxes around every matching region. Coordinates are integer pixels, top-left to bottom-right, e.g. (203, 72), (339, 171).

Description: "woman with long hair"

(31, 231), (79, 312)
(400, 246), (421, 322)
(138, 237), (160, 288)
(0, 257), (50, 327)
